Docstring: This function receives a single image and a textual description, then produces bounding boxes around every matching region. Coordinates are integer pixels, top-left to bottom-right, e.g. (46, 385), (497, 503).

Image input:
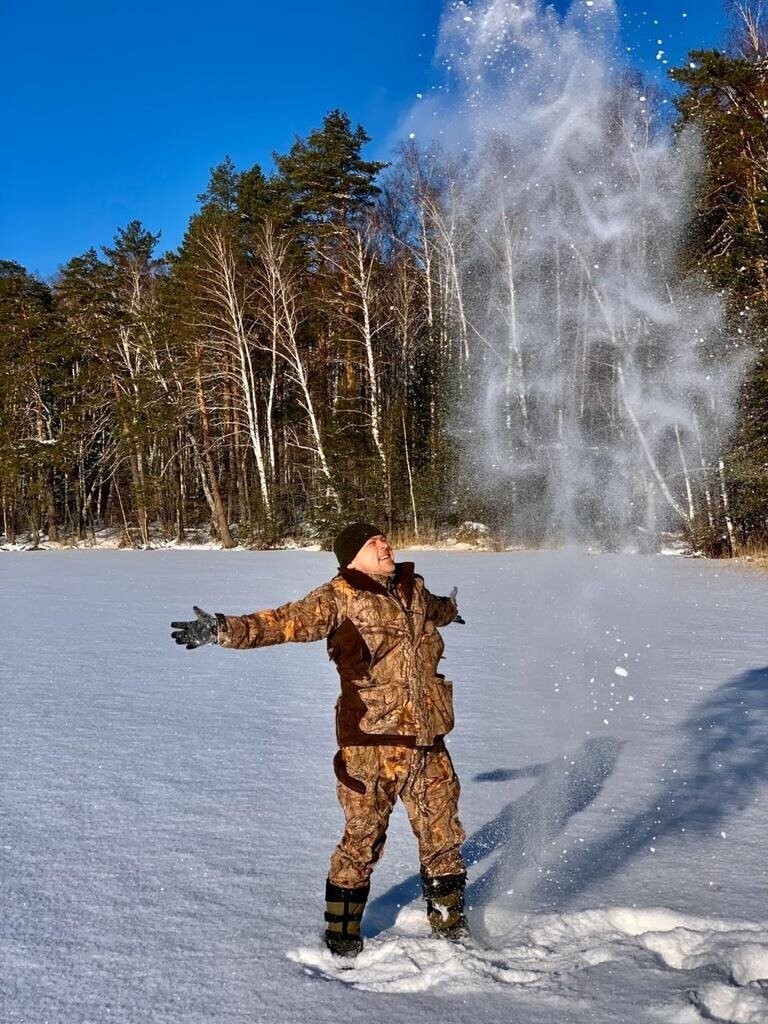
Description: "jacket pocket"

(428, 675), (455, 736)
(358, 683), (405, 735)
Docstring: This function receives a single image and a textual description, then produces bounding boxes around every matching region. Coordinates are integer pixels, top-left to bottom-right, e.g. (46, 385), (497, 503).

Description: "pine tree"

(274, 109), (387, 235)
(671, 24), (768, 548)
(0, 260), (61, 544)
(671, 49), (768, 302)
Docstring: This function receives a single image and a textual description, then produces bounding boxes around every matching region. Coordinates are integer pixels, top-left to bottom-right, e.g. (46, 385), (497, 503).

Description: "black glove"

(449, 587), (466, 625)
(170, 606), (219, 649)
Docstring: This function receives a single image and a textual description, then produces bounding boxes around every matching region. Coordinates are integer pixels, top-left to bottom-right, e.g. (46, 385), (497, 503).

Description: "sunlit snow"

(3, 549), (768, 1023)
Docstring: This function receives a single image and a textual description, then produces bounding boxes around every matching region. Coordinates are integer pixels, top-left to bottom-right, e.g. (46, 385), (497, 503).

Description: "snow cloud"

(408, 0), (746, 547)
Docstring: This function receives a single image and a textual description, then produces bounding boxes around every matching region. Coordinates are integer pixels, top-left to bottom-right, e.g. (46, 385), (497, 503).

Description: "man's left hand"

(449, 587), (466, 625)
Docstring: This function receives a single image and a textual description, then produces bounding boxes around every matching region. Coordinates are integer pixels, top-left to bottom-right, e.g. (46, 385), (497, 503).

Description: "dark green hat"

(333, 522), (384, 568)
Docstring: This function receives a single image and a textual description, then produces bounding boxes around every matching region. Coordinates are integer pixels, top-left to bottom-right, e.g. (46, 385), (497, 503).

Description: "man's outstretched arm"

(217, 583), (340, 650)
(423, 585), (465, 627)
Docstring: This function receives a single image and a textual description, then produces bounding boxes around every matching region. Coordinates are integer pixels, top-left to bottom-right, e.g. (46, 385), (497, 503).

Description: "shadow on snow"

(529, 665), (768, 909)
(364, 735), (619, 937)
(365, 666), (768, 935)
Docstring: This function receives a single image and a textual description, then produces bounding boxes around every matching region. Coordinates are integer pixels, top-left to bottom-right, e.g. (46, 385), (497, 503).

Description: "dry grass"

(732, 539), (768, 571)
(389, 526), (534, 552)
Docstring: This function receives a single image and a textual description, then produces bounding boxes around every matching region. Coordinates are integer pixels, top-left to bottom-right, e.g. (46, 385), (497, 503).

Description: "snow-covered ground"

(3, 550), (768, 1024)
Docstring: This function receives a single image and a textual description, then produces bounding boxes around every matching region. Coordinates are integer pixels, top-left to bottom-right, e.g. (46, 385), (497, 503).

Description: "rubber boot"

(421, 870), (469, 940)
(324, 879), (370, 958)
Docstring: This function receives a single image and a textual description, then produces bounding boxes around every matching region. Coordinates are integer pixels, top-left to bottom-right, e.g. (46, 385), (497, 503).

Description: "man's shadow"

(364, 735), (620, 937)
(529, 665), (768, 909)
(365, 666), (768, 937)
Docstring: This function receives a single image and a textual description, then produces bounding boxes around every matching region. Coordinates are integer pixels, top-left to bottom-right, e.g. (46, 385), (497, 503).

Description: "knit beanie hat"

(333, 522), (384, 568)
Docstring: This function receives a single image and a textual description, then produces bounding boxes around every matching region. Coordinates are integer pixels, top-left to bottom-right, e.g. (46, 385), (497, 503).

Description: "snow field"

(3, 549), (768, 1023)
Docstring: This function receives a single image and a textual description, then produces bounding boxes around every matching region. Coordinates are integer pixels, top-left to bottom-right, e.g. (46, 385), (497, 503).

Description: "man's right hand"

(170, 606), (219, 650)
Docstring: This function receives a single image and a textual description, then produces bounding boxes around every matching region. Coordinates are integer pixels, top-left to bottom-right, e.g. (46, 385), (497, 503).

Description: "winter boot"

(324, 879), (370, 958)
(421, 870), (469, 941)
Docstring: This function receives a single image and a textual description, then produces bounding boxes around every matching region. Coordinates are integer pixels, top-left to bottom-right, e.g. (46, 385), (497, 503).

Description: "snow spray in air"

(412, 0), (746, 548)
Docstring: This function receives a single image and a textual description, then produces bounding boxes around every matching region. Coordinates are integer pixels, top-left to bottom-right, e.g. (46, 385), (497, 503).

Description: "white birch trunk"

(198, 227), (272, 519)
(253, 223), (340, 509)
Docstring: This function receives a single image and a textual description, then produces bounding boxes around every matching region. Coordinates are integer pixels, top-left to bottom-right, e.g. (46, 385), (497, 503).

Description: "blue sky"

(2, 0), (728, 279)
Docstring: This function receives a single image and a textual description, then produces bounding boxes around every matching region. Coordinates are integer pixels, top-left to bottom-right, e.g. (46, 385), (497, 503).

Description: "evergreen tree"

(274, 109), (387, 234)
(196, 155), (241, 214)
(671, 49), (768, 302)
(0, 261), (61, 543)
(671, 27), (768, 548)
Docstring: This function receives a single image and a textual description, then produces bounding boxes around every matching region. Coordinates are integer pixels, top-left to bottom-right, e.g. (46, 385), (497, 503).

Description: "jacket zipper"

(383, 590), (427, 741)
(383, 589), (415, 641)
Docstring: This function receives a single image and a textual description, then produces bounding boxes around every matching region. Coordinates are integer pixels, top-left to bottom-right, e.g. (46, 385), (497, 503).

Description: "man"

(171, 522), (467, 958)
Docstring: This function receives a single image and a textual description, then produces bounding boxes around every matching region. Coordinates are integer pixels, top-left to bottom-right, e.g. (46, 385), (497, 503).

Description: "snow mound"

(288, 905), (768, 1016)
(287, 935), (541, 994)
(691, 982), (768, 1024)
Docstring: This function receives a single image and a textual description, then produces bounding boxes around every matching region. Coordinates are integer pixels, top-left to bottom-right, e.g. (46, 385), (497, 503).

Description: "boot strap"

(420, 870), (467, 900)
(325, 880), (369, 939)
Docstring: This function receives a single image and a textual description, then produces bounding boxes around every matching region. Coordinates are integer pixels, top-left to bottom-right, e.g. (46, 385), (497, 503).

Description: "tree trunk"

(194, 361), (236, 548)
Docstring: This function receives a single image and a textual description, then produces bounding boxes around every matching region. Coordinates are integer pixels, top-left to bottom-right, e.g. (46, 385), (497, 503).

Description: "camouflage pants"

(328, 741), (466, 888)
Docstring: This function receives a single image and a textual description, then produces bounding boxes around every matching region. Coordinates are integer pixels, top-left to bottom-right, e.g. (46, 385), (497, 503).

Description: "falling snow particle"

(614, 666), (629, 677)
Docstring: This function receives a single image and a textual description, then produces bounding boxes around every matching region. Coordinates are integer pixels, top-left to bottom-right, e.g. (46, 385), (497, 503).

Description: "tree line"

(1, 114), (444, 548)
(2, 9), (768, 553)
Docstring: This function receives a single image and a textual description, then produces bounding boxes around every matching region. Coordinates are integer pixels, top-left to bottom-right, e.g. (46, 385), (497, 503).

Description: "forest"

(2, 6), (768, 554)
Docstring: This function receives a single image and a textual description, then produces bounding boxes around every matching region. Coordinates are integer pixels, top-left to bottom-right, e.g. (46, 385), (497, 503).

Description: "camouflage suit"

(216, 562), (466, 888)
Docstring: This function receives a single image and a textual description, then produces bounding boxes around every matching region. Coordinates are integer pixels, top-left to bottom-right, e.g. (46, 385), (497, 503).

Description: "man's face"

(347, 534), (396, 575)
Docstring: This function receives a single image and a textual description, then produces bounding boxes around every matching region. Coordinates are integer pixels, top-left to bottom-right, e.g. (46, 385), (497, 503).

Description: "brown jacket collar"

(339, 561), (416, 604)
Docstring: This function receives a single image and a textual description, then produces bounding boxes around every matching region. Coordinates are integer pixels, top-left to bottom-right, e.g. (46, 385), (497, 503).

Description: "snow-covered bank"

(0, 537), (693, 556)
(0, 528), (323, 553)
(0, 522), (695, 557)
(3, 551), (768, 1023)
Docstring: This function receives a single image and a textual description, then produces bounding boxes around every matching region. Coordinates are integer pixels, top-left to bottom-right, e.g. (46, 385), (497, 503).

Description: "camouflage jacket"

(216, 562), (458, 747)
